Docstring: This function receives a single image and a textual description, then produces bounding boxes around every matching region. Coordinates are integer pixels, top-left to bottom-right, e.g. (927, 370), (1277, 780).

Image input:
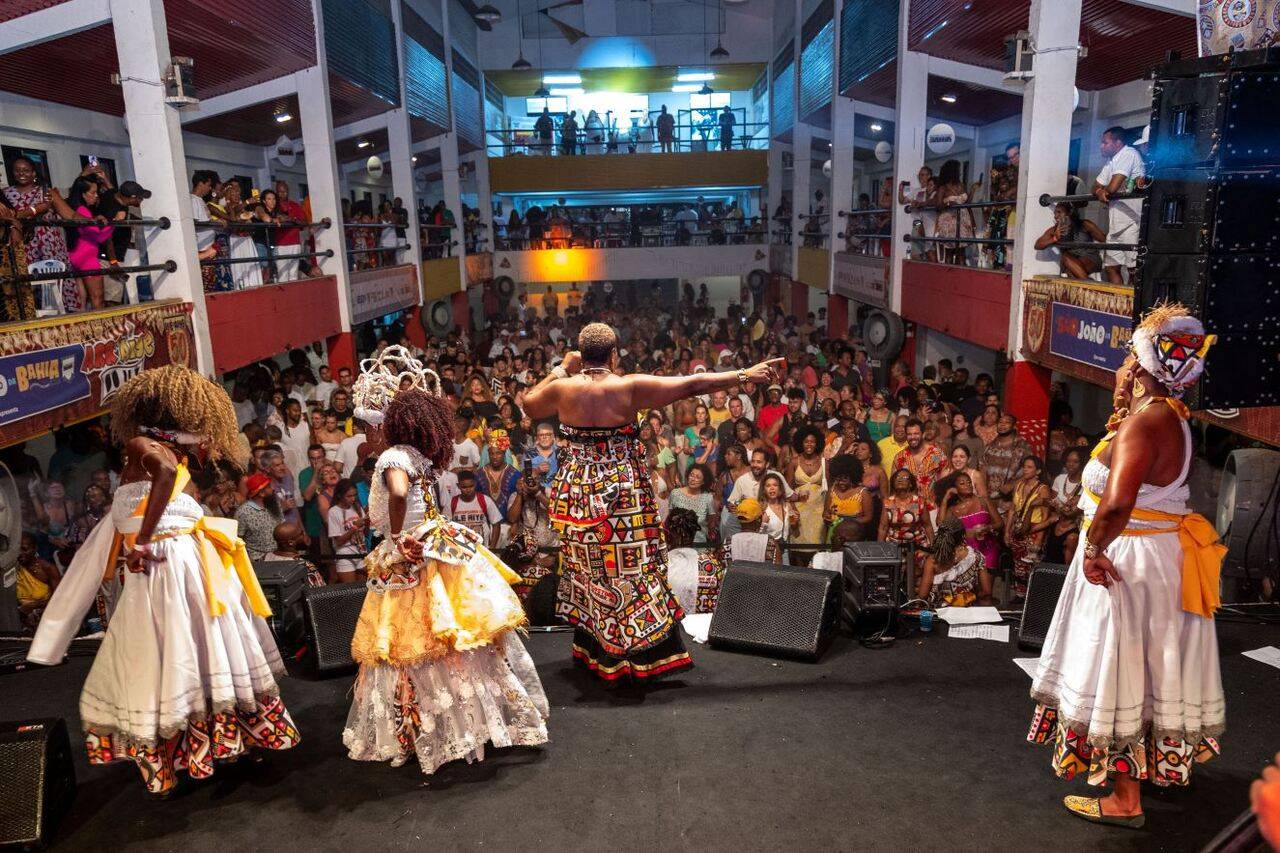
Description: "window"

(690, 93), (731, 110)
(526, 97), (569, 115)
(2, 145), (52, 188)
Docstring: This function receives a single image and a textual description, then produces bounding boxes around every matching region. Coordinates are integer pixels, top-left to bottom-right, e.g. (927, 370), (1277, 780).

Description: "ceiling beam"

(333, 111), (394, 142)
(927, 56), (1023, 94)
(0, 0), (111, 55)
(1117, 0), (1194, 16)
(179, 74), (298, 124)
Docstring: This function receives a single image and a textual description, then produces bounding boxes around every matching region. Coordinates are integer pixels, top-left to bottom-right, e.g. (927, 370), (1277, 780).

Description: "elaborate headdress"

(1130, 303), (1216, 396)
(351, 345), (442, 425)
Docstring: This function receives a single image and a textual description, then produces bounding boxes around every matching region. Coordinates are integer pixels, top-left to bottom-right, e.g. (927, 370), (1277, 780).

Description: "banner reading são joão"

(0, 301), (194, 446)
(1048, 301), (1132, 371)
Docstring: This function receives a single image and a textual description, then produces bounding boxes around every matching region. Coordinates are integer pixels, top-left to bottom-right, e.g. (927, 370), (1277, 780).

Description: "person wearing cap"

(1093, 126), (1147, 285)
(92, 178), (151, 302)
(756, 384), (789, 436)
(235, 471), (284, 560)
(1028, 304), (1224, 828)
(723, 498), (781, 564)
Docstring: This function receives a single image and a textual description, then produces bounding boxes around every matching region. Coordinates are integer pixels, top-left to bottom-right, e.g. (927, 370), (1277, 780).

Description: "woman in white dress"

(29, 365), (298, 797)
(1028, 305), (1225, 828)
(341, 347), (548, 775)
(223, 181), (262, 289)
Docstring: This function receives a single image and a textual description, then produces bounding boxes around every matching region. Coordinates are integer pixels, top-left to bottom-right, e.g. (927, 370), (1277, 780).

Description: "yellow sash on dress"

(106, 463), (272, 619)
(1084, 488), (1225, 619)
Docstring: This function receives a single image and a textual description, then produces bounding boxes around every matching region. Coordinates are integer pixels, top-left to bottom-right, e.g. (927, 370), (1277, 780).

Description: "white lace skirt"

(79, 532), (286, 746)
(343, 631), (549, 775)
(1030, 529), (1225, 750)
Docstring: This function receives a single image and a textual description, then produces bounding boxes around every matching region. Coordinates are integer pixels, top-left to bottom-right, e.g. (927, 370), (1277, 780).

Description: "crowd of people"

(512, 104), (748, 157)
(497, 197), (761, 250)
(8, 276), (1100, 634)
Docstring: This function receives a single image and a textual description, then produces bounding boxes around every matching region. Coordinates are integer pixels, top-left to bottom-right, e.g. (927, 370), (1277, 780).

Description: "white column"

(790, 120), (812, 281)
(1007, 0), (1082, 351)
(387, 0), (422, 271)
(296, 61), (352, 330)
(439, 0), (466, 284)
(888, 31), (928, 316)
(109, 0), (212, 372)
(827, 99), (856, 273)
(471, 152), (494, 255)
(766, 60), (783, 235)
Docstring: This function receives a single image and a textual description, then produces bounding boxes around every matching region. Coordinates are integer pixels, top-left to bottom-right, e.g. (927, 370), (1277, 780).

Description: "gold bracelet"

(1083, 539), (1100, 559)
(736, 368), (748, 385)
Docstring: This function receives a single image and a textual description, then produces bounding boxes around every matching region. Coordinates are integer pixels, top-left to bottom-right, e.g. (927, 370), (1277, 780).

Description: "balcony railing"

(901, 199), (1015, 269)
(194, 218), (333, 290)
(486, 120), (771, 157)
(494, 215), (766, 250)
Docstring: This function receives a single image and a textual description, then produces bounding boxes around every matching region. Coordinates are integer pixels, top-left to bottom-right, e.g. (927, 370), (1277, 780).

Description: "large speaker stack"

(1139, 47), (1280, 410)
(0, 718), (76, 848)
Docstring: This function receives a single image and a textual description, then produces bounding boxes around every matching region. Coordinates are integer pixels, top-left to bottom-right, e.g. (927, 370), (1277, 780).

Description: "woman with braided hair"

(915, 517), (983, 607)
(342, 349), (547, 777)
(29, 365), (299, 797)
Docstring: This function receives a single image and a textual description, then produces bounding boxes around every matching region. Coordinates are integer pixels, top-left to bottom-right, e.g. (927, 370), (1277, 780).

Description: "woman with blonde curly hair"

(29, 365), (299, 797)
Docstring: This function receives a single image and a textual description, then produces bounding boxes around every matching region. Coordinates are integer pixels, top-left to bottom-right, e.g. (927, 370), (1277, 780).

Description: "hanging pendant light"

(709, 0), (729, 58)
(474, 3), (502, 25)
(534, 85), (551, 98)
(512, 0), (531, 68)
(698, 83), (715, 96)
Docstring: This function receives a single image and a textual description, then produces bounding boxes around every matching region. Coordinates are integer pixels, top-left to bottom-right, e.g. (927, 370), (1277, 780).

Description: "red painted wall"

(206, 276), (344, 376)
(900, 261), (1012, 353)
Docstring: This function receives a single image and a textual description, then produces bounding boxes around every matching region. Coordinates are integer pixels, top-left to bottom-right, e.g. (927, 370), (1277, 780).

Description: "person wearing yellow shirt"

(707, 390), (732, 427)
(876, 415), (909, 480)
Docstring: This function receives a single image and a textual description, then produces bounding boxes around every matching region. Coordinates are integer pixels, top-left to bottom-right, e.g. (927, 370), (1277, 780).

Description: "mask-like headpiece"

(1129, 303), (1215, 397)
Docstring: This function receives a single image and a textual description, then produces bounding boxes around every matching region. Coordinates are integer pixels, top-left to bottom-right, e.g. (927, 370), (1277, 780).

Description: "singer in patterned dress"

(522, 322), (783, 684)
(28, 366), (299, 796)
(1027, 305), (1225, 828)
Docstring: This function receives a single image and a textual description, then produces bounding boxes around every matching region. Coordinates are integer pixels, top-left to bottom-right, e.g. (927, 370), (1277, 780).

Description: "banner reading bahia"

(1048, 301), (1132, 372)
(0, 344), (91, 427)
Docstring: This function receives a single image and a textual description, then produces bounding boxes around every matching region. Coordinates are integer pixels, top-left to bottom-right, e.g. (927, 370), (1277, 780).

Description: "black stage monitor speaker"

(253, 559), (308, 651)
(0, 718), (76, 849)
(708, 561), (840, 662)
(1142, 168), (1280, 256)
(302, 582), (366, 676)
(1148, 73), (1227, 169)
(841, 542), (905, 628)
(1017, 563), (1069, 652)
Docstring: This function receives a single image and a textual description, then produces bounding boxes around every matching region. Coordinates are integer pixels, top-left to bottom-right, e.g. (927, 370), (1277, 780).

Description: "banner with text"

(0, 301), (194, 447)
(832, 251), (889, 309)
(1048, 301), (1131, 372)
(350, 265), (420, 326)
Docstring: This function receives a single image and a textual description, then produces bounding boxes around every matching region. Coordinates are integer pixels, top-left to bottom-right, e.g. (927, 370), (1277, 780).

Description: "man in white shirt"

(336, 428), (367, 478)
(190, 171), (217, 262)
(727, 448), (795, 504)
(311, 364), (337, 408)
(450, 412), (481, 472)
(674, 204), (699, 241)
(1093, 126), (1146, 285)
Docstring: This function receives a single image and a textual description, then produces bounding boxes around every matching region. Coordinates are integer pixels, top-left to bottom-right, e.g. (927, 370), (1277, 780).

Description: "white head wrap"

(351, 345), (442, 425)
(1129, 305), (1216, 396)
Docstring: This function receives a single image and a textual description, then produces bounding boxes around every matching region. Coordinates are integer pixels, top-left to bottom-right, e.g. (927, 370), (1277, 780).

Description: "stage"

(6, 615), (1279, 852)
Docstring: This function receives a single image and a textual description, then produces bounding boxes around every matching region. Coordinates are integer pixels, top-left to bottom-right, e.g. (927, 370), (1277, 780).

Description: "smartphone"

(88, 155), (99, 167)
(251, 188), (261, 199)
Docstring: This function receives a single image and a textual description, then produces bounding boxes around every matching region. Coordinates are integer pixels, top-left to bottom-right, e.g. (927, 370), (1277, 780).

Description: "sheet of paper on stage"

(1242, 646), (1280, 670)
(936, 606), (1003, 625)
(1013, 658), (1040, 678)
(948, 623), (1011, 642)
(682, 613), (713, 644)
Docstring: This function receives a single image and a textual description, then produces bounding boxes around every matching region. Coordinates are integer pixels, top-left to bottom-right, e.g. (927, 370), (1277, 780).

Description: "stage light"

(677, 72), (715, 82)
(940, 93), (958, 103)
(542, 73), (582, 85)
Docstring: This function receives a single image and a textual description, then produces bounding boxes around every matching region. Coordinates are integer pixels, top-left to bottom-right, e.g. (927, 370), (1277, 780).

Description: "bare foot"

(1096, 791), (1143, 818)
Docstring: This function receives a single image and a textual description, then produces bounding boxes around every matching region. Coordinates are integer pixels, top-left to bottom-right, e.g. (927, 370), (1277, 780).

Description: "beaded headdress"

(351, 345), (442, 425)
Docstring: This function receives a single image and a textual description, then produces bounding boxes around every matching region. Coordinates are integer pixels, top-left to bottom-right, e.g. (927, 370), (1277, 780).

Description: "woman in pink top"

(65, 176), (112, 311)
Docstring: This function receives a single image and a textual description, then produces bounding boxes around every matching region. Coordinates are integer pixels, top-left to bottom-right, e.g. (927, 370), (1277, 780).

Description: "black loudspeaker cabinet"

(253, 559), (308, 651)
(1148, 73), (1228, 169)
(841, 541), (905, 627)
(1017, 563), (1069, 652)
(302, 582), (367, 676)
(0, 718), (76, 849)
(1141, 168), (1280, 255)
(708, 561), (841, 662)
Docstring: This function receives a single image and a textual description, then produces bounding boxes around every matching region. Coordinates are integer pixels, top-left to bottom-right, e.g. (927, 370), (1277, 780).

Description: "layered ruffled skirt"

(1027, 529), (1224, 786)
(343, 524), (548, 775)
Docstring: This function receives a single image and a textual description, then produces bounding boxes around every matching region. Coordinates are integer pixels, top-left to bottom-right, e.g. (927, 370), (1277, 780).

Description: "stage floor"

(6, 615), (1280, 852)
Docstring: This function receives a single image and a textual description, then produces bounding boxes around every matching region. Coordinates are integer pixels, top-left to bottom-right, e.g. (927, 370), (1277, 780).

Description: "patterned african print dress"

(1027, 419), (1225, 788)
(343, 446), (548, 776)
(29, 469), (299, 795)
(550, 423), (693, 683)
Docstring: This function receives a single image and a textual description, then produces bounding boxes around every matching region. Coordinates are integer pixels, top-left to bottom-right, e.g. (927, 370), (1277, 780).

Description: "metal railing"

(900, 198), (1015, 269)
(486, 120), (771, 156)
(1037, 190), (1145, 257)
(194, 217), (333, 286)
(494, 215), (765, 250)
